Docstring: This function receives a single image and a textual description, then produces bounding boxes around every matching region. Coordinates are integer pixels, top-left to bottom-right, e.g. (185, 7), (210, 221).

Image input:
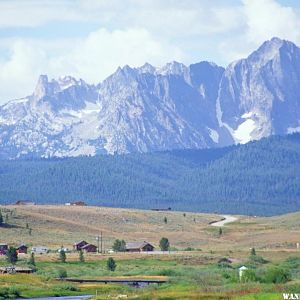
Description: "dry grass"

(0, 205), (300, 258)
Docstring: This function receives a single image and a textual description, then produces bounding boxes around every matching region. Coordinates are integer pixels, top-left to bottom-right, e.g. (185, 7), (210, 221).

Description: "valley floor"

(0, 205), (300, 299)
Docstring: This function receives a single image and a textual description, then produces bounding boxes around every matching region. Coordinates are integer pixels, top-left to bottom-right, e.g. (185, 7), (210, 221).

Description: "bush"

(58, 269), (68, 280)
(241, 269), (257, 282)
(6, 247), (18, 264)
(54, 284), (79, 291)
(159, 237), (170, 251)
(0, 286), (21, 298)
(263, 267), (291, 284)
(249, 255), (268, 265)
(107, 257), (116, 271)
(112, 239), (126, 252)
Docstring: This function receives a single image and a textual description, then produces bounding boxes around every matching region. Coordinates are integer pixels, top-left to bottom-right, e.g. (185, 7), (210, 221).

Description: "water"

(18, 296), (92, 300)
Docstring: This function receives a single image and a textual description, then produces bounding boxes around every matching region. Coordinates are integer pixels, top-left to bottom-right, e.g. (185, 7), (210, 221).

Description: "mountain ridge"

(0, 37), (299, 158)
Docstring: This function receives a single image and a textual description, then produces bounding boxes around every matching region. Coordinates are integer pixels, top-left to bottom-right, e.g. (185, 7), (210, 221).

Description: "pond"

(18, 296), (92, 300)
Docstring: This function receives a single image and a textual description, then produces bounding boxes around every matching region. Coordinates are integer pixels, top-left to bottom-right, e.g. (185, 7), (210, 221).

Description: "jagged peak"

(248, 37), (299, 65)
(157, 61), (188, 76)
(138, 62), (156, 74)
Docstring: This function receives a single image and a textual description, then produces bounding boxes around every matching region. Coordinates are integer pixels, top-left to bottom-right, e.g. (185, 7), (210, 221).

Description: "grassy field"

(0, 205), (300, 299)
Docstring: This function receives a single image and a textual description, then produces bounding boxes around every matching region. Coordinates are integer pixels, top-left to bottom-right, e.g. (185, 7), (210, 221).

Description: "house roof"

(81, 243), (96, 249)
(74, 240), (87, 246)
(126, 241), (154, 250)
(17, 244), (27, 249)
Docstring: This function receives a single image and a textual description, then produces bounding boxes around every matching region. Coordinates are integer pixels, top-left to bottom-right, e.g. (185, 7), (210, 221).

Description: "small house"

(31, 246), (48, 254)
(73, 240), (88, 251)
(81, 243), (97, 253)
(0, 244), (8, 255)
(16, 244), (28, 254)
(15, 200), (36, 206)
(126, 241), (155, 252)
(71, 201), (86, 206)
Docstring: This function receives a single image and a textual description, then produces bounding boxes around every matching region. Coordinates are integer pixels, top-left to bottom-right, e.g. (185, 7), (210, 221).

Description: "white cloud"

(1, 0), (300, 103)
(219, 0), (300, 63)
(0, 28), (184, 103)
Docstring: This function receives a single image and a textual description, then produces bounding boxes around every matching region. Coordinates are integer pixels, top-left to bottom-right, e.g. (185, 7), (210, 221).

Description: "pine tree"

(28, 252), (35, 266)
(164, 217), (168, 224)
(6, 247), (18, 264)
(159, 237), (170, 251)
(79, 249), (84, 263)
(107, 257), (116, 271)
(59, 248), (66, 263)
(0, 210), (3, 226)
(251, 248), (256, 256)
(219, 228), (223, 237)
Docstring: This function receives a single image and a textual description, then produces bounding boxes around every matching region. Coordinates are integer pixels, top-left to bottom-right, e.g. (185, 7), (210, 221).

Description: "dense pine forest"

(0, 134), (299, 216)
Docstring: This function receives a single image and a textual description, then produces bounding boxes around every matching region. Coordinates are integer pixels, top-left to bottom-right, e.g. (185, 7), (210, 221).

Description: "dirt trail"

(211, 215), (238, 227)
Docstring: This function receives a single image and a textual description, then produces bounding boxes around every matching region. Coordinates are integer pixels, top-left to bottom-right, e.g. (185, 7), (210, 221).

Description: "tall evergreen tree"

(59, 248), (66, 263)
(79, 249), (84, 263)
(107, 257), (116, 271)
(28, 252), (35, 266)
(0, 210), (3, 226)
(159, 237), (170, 251)
(6, 247), (18, 264)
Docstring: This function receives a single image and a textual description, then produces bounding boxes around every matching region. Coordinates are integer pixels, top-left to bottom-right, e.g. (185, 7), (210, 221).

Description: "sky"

(0, 0), (300, 103)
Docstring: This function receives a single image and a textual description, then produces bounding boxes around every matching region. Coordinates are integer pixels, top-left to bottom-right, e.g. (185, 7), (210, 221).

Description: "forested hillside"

(0, 134), (299, 216)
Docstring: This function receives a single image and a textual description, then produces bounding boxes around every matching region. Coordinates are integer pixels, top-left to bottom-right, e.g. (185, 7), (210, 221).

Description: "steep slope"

(0, 37), (300, 158)
(217, 37), (300, 144)
(0, 62), (225, 158)
(0, 133), (299, 215)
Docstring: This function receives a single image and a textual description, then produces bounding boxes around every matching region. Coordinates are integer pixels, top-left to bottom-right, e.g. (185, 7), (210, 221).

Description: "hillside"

(0, 205), (300, 255)
(0, 133), (299, 215)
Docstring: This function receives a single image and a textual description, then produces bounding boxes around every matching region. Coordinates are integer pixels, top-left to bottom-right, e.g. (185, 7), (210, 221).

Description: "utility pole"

(96, 235), (100, 253)
(100, 231), (103, 254)
(96, 232), (103, 254)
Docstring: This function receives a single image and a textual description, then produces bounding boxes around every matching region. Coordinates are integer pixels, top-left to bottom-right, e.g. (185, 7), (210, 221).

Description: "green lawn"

(0, 254), (299, 299)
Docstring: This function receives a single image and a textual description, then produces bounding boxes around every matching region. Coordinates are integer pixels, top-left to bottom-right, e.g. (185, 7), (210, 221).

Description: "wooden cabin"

(81, 243), (97, 253)
(73, 240), (88, 251)
(16, 244), (28, 254)
(0, 244), (8, 255)
(125, 241), (155, 252)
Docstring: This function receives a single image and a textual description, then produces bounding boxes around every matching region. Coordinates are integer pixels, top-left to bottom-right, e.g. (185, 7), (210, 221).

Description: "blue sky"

(0, 0), (300, 103)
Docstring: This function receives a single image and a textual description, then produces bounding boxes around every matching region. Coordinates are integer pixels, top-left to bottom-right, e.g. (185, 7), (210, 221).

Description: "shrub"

(241, 269), (257, 282)
(58, 269), (68, 280)
(159, 237), (170, 251)
(6, 247), (18, 264)
(59, 249), (66, 263)
(107, 257), (116, 271)
(79, 249), (84, 263)
(112, 239), (126, 252)
(249, 255), (268, 265)
(264, 267), (291, 284)
(28, 252), (36, 266)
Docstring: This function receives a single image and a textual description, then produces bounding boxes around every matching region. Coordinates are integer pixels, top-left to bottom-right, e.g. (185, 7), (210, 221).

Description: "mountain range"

(0, 37), (300, 159)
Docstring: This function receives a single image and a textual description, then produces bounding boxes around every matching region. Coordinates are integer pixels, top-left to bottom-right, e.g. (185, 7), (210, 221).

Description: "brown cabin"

(16, 244), (28, 254)
(126, 241), (155, 252)
(81, 243), (97, 253)
(0, 244), (8, 255)
(73, 240), (88, 251)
